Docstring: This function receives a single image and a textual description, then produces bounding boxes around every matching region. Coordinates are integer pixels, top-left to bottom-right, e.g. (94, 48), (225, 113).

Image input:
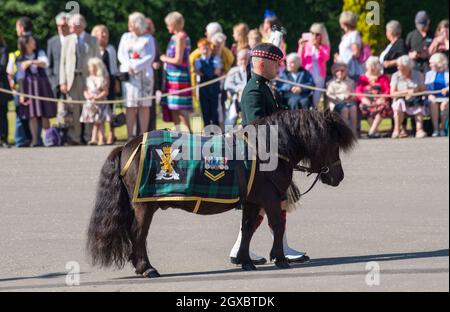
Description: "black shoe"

(0, 141), (11, 148)
(287, 254), (310, 264)
(367, 132), (381, 139)
(16, 141), (31, 148)
(64, 137), (80, 146)
(230, 257), (267, 265)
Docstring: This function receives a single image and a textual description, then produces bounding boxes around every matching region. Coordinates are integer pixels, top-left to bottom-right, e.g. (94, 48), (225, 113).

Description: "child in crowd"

(245, 29), (263, 82)
(80, 57), (111, 145)
(15, 35), (56, 147)
(248, 29), (263, 50)
(326, 62), (358, 136)
(224, 49), (249, 126)
(231, 23), (250, 61)
(194, 38), (221, 127)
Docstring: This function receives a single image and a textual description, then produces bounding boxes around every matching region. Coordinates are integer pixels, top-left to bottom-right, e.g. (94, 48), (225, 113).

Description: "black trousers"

(0, 99), (8, 142)
(199, 90), (220, 127)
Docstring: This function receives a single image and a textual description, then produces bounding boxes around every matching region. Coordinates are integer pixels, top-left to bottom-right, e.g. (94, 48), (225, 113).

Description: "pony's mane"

(252, 109), (356, 165)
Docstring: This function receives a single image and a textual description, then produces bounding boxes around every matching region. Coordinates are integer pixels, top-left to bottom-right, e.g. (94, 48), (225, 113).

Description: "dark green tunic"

(240, 73), (284, 126)
(240, 73), (290, 202)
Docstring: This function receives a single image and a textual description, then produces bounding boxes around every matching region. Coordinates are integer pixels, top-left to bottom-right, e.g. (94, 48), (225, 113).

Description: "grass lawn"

(6, 101), (205, 145)
(5, 101), (394, 145)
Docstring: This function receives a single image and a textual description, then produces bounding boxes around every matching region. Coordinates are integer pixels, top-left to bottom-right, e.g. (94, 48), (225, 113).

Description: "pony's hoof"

(275, 260), (290, 269)
(142, 268), (160, 278)
(230, 256), (267, 266)
(242, 262), (257, 271)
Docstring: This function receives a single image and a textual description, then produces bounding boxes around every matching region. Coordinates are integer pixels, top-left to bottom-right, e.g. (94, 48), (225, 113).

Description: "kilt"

(132, 130), (256, 213)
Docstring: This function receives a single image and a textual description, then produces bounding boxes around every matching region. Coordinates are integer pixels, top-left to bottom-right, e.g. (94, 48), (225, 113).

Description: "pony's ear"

(324, 109), (356, 152)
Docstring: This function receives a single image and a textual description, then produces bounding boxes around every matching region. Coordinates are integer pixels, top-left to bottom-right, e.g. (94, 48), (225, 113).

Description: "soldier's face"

(264, 60), (279, 80)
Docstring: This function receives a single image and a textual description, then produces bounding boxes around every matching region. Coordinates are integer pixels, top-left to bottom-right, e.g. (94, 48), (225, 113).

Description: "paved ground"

(0, 138), (448, 292)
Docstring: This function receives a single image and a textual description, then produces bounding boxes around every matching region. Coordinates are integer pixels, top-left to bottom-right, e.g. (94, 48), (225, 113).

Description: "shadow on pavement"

(0, 249), (447, 290)
(0, 272), (86, 283)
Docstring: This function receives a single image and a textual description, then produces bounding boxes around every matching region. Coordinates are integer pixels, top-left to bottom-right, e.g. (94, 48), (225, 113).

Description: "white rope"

(1, 72), (449, 104)
(274, 77), (449, 100)
(0, 72), (233, 105)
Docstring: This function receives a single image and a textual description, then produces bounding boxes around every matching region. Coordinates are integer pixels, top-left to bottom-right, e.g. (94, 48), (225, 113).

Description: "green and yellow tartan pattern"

(133, 130), (255, 207)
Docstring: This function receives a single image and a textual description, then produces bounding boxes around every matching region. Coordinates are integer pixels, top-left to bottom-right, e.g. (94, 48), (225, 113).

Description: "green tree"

(0, 0), (342, 53)
(0, 0), (448, 57)
(342, 0), (386, 55)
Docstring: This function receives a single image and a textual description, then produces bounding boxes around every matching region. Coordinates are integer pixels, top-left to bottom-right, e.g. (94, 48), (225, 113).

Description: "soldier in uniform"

(229, 43), (309, 265)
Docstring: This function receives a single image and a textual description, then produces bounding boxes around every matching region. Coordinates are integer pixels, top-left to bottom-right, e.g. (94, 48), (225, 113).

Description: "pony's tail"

(87, 146), (134, 268)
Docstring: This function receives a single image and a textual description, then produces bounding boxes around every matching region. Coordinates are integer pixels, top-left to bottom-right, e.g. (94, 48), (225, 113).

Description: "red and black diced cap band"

(251, 43), (284, 62)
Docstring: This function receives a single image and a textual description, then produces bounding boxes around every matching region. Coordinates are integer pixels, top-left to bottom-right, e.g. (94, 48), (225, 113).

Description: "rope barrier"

(0, 72), (233, 105)
(1, 71), (449, 104)
(274, 77), (450, 100)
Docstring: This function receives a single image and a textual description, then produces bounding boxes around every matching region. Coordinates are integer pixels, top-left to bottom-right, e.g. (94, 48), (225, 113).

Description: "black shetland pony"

(87, 109), (356, 278)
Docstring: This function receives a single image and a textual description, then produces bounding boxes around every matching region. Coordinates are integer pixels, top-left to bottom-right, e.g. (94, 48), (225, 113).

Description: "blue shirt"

(195, 57), (220, 95)
(434, 72), (448, 97)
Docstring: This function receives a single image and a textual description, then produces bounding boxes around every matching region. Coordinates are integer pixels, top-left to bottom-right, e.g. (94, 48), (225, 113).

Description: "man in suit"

(47, 12), (69, 101)
(60, 14), (100, 145)
(229, 43), (309, 265)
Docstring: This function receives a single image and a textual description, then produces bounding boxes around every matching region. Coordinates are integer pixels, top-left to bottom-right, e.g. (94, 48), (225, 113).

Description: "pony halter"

(283, 157), (342, 197)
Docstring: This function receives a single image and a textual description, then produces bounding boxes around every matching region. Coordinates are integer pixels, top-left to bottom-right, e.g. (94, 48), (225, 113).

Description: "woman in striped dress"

(160, 11), (192, 132)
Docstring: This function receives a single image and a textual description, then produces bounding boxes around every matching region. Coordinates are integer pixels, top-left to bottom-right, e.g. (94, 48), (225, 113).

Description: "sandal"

(398, 129), (409, 139)
(391, 132), (399, 139)
(415, 130), (427, 138)
(88, 141), (98, 146)
(106, 134), (116, 145)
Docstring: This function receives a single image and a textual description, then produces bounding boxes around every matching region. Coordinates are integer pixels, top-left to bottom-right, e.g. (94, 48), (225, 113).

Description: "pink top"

(355, 74), (391, 103)
(298, 43), (330, 78)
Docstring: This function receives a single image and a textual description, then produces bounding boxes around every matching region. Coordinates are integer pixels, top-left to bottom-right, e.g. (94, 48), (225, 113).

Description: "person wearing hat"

(327, 62), (357, 136)
(239, 43), (284, 125)
(406, 10), (433, 73)
(229, 42), (309, 265)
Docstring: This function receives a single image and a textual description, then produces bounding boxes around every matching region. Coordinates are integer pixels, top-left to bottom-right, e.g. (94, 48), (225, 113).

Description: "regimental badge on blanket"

(154, 144), (182, 181)
(204, 156), (229, 182)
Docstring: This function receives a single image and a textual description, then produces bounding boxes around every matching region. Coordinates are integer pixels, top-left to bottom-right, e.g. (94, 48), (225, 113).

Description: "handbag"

(114, 72), (130, 82)
(404, 96), (422, 107)
(111, 104), (126, 128)
(111, 112), (126, 128)
(43, 127), (63, 147)
(161, 103), (173, 122)
(347, 58), (364, 80)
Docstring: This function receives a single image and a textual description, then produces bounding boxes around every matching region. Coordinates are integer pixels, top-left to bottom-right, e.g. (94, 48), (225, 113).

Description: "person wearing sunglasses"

(298, 23), (331, 108)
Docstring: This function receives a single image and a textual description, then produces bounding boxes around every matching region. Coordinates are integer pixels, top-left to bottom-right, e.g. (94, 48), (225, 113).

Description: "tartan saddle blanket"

(132, 130), (256, 210)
